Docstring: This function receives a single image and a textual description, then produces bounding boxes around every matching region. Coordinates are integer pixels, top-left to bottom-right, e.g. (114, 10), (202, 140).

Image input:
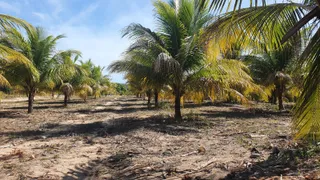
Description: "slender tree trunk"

(174, 88), (182, 120)
(27, 89), (35, 113)
(270, 89), (277, 104)
(277, 85), (284, 110)
(64, 93), (68, 107)
(154, 89), (159, 108)
(51, 90), (54, 99)
(146, 90), (152, 108)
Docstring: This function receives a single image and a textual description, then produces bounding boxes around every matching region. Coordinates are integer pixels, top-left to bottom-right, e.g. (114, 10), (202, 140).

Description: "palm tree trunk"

(64, 93), (68, 106)
(146, 90), (152, 108)
(154, 89), (159, 108)
(27, 89), (35, 113)
(174, 88), (182, 120)
(277, 85), (284, 110)
(270, 89), (277, 104)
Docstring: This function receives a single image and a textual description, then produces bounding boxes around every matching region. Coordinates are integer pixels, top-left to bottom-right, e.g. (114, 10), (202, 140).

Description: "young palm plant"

(80, 59), (111, 99)
(118, 0), (212, 119)
(205, 0), (320, 140)
(0, 26), (71, 113)
(245, 46), (297, 110)
(0, 15), (38, 91)
(109, 47), (166, 108)
(47, 51), (86, 106)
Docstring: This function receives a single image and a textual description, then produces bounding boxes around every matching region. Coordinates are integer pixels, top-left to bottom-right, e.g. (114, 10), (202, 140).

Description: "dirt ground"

(0, 96), (319, 180)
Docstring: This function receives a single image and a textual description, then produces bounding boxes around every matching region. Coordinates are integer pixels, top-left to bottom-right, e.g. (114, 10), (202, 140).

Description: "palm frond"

(122, 23), (165, 47)
(205, 3), (307, 51)
(293, 28), (320, 141)
(0, 74), (10, 88)
(0, 14), (32, 30)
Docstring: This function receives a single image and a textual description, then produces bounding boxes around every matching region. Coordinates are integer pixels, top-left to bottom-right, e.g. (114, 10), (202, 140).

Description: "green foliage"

(0, 25), (65, 112)
(114, 83), (129, 95)
(204, 0), (320, 140)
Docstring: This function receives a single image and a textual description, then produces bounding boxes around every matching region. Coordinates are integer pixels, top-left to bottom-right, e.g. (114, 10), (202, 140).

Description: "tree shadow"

(223, 147), (314, 180)
(62, 145), (314, 179)
(94, 102), (148, 107)
(36, 100), (84, 105)
(0, 111), (26, 118)
(0, 115), (206, 140)
(71, 106), (152, 114)
(63, 151), (165, 180)
(6, 105), (64, 110)
(116, 97), (141, 102)
(201, 108), (291, 120)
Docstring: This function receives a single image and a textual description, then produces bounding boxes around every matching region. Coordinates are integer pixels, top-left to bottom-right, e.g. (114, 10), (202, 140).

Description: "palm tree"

(0, 26), (67, 113)
(204, 0), (320, 140)
(47, 51), (88, 106)
(184, 39), (266, 105)
(60, 83), (73, 106)
(108, 47), (166, 108)
(245, 46), (297, 110)
(0, 14), (38, 91)
(80, 59), (111, 99)
(118, 0), (212, 119)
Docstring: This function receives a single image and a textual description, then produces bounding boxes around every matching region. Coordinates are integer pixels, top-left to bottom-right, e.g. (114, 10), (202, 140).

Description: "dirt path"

(0, 96), (317, 179)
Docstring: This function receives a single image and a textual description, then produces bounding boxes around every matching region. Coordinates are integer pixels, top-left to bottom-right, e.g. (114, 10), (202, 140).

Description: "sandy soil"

(0, 96), (319, 180)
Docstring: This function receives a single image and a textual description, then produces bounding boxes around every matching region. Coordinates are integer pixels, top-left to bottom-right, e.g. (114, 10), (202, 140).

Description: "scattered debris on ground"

(0, 96), (319, 179)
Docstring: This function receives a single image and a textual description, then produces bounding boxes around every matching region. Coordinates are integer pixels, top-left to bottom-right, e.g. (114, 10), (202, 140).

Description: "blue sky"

(0, 0), (302, 83)
(0, 0), (156, 83)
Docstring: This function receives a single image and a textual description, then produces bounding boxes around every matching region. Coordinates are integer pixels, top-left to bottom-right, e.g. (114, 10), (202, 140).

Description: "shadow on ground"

(0, 111), (27, 118)
(36, 100), (85, 105)
(63, 147), (316, 180)
(70, 106), (152, 114)
(0, 115), (209, 140)
(223, 147), (317, 180)
(201, 108), (291, 119)
(63, 151), (166, 180)
(6, 105), (65, 110)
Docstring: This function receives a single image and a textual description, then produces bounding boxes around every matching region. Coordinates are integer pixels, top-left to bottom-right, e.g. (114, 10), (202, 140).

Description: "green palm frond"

(122, 23), (165, 47)
(0, 44), (39, 83)
(205, 3), (307, 50)
(293, 28), (320, 140)
(154, 53), (181, 75)
(208, 0), (267, 13)
(0, 74), (10, 88)
(0, 14), (32, 30)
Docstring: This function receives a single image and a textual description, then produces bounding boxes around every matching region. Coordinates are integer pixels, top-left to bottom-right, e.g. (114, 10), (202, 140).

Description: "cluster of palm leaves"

(0, 15), (112, 112)
(109, 0), (319, 141)
(1, 0), (319, 141)
(204, 0), (319, 141)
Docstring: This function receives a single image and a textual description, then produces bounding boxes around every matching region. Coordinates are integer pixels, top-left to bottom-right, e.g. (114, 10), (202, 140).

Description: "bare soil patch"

(0, 96), (319, 179)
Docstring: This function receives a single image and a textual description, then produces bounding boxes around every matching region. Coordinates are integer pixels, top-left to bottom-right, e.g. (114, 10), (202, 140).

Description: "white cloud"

(65, 2), (100, 25)
(48, 25), (129, 83)
(32, 12), (46, 20)
(47, 0), (63, 18)
(43, 1), (155, 83)
(0, 1), (20, 14)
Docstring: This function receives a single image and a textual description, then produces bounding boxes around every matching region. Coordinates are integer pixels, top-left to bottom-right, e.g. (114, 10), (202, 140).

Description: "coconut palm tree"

(109, 46), (166, 108)
(80, 59), (111, 99)
(0, 26), (68, 113)
(46, 51), (89, 106)
(0, 14), (38, 91)
(244, 46), (297, 110)
(183, 39), (267, 105)
(204, 0), (320, 139)
(119, 0), (212, 119)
